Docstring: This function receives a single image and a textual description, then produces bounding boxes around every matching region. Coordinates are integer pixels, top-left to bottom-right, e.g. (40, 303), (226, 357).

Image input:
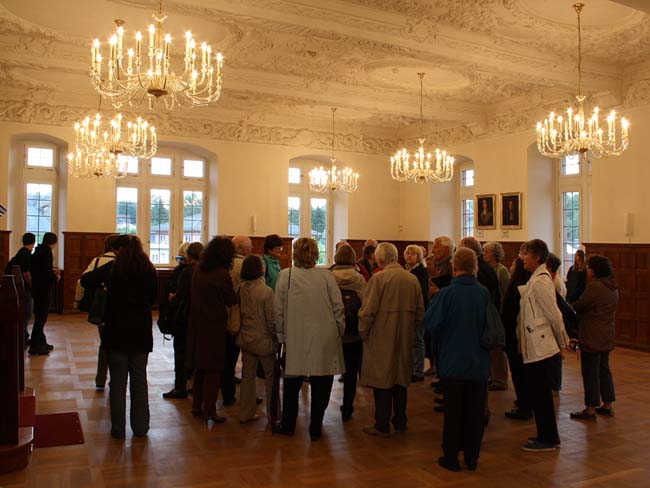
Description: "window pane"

(462, 199), (474, 237)
(288, 167), (301, 184)
(184, 159), (204, 178)
(288, 197), (301, 237)
(151, 157), (172, 175)
(118, 155), (139, 174)
(183, 190), (203, 242)
(562, 154), (580, 175)
(26, 183), (53, 244)
(310, 198), (328, 265)
(461, 169), (474, 187)
(117, 187), (138, 235)
(561, 191), (580, 274)
(150, 189), (171, 264)
(27, 147), (54, 167)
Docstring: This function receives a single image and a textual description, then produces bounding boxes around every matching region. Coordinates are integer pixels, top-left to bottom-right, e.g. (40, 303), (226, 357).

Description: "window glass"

(288, 167), (301, 184)
(184, 159), (204, 178)
(26, 183), (53, 243)
(151, 157), (172, 176)
(27, 147), (54, 168)
(118, 155), (139, 175)
(461, 169), (474, 187)
(310, 198), (328, 265)
(562, 154), (580, 175)
(288, 197), (301, 237)
(562, 191), (580, 273)
(150, 189), (171, 264)
(183, 191), (203, 242)
(462, 199), (474, 237)
(116, 187), (138, 234)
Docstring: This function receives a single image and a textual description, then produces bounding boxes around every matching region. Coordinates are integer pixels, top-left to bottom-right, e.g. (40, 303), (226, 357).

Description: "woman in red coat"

(186, 237), (237, 423)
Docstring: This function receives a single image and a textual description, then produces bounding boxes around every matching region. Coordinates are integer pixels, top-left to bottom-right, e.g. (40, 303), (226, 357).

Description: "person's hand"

(428, 283), (439, 298)
(53, 269), (61, 280)
(566, 339), (579, 353)
(168, 292), (176, 301)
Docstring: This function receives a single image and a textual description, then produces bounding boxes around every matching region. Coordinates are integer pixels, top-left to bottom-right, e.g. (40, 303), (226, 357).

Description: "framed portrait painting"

(475, 194), (496, 230)
(501, 192), (522, 229)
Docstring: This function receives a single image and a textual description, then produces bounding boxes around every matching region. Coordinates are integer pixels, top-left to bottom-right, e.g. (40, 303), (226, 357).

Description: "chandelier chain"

(331, 107), (336, 160)
(575, 2), (583, 97)
(418, 72), (424, 133)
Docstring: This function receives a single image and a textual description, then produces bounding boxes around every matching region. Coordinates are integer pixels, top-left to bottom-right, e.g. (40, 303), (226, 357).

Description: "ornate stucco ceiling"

(1, 0), (650, 154)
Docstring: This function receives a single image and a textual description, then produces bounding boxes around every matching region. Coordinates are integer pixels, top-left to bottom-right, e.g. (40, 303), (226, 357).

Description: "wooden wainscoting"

(347, 240), (433, 266)
(250, 236), (293, 269)
(584, 243), (650, 352)
(0, 230), (11, 273)
(487, 241), (524, 270)
(62, 232), (114, 313)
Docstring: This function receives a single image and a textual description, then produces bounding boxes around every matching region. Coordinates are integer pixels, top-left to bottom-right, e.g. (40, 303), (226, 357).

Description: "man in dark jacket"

(28, 232), (60, 355)
(5, 232), (36, 343)
(163, 242), (204, 399)
(459, 237), (500, 307)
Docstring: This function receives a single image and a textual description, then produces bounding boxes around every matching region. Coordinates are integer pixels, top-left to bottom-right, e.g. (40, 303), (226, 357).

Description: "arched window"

(116, 145), (208, 265)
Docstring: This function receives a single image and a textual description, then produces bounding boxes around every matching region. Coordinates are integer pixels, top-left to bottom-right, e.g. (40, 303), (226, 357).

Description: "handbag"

(77, 257), (100, 312)
(481, 300), (506, 351)
(87, 286), (108, 326)
(226, 288), (241, 335)
(157, 302), (176, 337)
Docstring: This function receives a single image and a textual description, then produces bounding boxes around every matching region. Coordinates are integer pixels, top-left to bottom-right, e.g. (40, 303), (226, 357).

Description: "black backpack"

(340, 289), (362, 337)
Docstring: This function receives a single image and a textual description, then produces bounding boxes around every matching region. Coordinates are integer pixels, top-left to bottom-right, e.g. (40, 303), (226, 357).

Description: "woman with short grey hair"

(273, 238), (345, 441)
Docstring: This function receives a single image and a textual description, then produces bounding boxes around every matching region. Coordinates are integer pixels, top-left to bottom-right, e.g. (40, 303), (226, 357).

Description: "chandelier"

(67, 103), (157, 178)
(90, 0), (224, 109)
(309, 108), (360, 193)
(536, 3), (629, 158)
(390, 73), (454, 183)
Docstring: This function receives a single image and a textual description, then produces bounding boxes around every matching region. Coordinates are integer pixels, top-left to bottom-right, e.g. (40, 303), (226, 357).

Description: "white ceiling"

(1, 0), (649, 152)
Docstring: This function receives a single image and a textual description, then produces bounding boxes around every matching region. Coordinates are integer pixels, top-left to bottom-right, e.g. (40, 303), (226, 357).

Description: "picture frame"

(500, 192), (522, 229)
(475, 194), (496, 230)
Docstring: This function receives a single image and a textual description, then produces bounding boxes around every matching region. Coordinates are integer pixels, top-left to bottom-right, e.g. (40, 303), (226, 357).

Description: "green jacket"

(263, 253), (282, 291)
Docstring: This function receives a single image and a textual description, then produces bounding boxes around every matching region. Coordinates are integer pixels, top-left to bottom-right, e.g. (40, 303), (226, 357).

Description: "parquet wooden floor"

(1, 314), (649, 487)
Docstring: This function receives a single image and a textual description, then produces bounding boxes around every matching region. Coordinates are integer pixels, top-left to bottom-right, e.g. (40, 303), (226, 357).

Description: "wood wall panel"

(249, 236), (293, 269)
(62, 232), (113, 313)
(584, 243), (650, 351)
(0, 230), (11, 273)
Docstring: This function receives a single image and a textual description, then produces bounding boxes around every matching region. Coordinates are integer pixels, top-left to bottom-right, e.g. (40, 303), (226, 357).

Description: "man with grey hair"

(232, 235), (253, 290)
(459, 237), (500, 307)
(430, 236), (455, 297)
(359, 242), (425, 437)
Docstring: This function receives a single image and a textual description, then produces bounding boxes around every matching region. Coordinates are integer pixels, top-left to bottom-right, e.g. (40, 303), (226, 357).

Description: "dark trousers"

(550, 353), (563, 391)
(96, 326), (108, 387)
(373, 385), (407, 433)
(524, 355), (560, 444)
(505, 349), (531, 413)
(193, 370), (221, 417)
(24, 290), (33, 341)
(282, 375), (333, 436)
(342, 341), (362, 415)
(442, 379), (487, 463)
(581, 351), (615, 407)
(30, 291), (50, 345)
(108, 350), (150, 437)
(220, 333), (239, 402)
(173, 326), (188, 391)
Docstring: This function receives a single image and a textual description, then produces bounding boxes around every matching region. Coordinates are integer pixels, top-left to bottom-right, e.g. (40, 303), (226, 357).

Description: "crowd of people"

(7, 231), (619, 471)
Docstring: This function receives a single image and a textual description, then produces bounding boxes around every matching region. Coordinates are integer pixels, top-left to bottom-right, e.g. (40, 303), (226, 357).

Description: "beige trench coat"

(359, 262), (424, 389)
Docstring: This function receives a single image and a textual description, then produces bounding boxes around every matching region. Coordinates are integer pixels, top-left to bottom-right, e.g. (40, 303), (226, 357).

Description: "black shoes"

(438, 456), (460, 472)
(162, 389), (188, 399)
(223, 397), (236, 407)
(272, 425), (294, 437)
(28, 343), (52, 355)
(340, 405), (354, 422)
(256, 396), (263, 405)
(233, 376), (242, 385)
(505, 408), (532, 420)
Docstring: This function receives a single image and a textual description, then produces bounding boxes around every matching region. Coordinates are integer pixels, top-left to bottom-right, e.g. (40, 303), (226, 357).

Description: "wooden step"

(19, 387), (36, 427)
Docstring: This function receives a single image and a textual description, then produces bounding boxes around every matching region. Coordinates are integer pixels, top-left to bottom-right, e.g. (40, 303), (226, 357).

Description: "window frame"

(287, 162), (333, 264)
(117, 150), (208, 266)
(458, 162), (475, 241)
(24, 143), (57, 170)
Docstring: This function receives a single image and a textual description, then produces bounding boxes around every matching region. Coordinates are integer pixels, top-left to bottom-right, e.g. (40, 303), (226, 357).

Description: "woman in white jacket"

(273, 238), (345, 441)
(517, 239), (569, 452)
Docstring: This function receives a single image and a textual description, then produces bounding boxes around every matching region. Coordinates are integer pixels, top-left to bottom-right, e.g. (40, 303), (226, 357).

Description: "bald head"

(364, 239), (379, 248)
(232, 235), (253, 256)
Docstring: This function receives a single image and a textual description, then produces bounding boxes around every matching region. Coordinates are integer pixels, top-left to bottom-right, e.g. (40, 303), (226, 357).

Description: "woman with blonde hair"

(404, 244), (430, 382)
(273, 238), (345, 441)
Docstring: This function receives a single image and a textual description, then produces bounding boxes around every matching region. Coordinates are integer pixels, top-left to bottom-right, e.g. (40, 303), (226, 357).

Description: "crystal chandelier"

(536, 3), (629, 158)
(390, 73), (454, 183)
(67, 102), (157, 178)
(90, 0), (224, 109)
(309, 108), (360, 193)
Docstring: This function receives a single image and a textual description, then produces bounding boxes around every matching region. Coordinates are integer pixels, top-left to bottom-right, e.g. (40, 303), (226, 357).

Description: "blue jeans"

(412, 323), (425, 378)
